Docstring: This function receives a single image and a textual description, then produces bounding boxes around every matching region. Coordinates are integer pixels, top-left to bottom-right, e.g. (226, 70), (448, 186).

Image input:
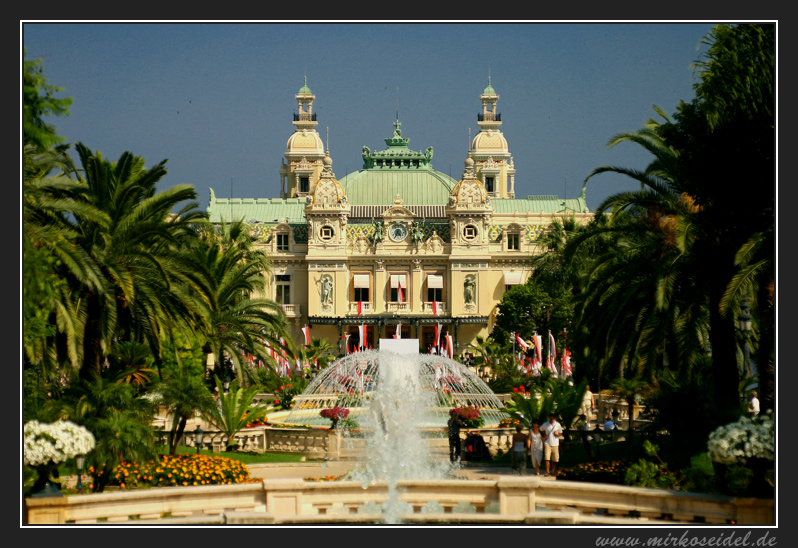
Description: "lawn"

(160, 444), (305, 465)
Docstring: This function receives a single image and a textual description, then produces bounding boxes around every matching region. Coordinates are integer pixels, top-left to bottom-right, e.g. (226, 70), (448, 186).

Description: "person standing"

(540, 413), (563, 477)
(528, 420), (544, 476)
(511, 424), (530, 475)
(448, 410), (464, 462)
(748, 391), (760, 416)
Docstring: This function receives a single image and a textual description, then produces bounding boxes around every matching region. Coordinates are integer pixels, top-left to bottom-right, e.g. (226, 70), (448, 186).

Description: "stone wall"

(25, 477), (773, 525)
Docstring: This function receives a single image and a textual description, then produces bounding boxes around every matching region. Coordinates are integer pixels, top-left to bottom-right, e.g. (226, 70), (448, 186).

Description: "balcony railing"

(422, 302), (448, 315)
(281, 304), (301, 317)
(386, 302), (409, 313)
(477, 112), (501, 122)
(293, 113), (317, 122)
(348, 302), (372, 314)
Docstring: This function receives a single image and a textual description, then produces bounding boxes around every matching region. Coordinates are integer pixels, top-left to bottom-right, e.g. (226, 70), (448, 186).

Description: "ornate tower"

(469, 77), (516, 199)
(279, 78), (326, 199)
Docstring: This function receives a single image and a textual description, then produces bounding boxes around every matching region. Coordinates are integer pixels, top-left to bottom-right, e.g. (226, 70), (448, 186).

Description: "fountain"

(280, 346), (507, 429)
(278, 341), (508, 523)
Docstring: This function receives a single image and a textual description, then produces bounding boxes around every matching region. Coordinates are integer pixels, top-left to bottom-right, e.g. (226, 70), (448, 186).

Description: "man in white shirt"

(540, 413), (563, 477)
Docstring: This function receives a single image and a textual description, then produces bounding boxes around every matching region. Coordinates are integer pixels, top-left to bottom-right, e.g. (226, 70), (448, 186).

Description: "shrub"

(707, 410), (775, 465)
(273, 383), (298, 410)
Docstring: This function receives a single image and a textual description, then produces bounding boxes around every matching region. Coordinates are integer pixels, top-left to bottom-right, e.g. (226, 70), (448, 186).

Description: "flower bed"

(557, 461), (627, 484)
(106, 454), (260, 489)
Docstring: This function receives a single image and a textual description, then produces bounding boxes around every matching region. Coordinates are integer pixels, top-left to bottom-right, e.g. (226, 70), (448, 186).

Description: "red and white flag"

(515, 334), (530, 350)
(432, 301), (439, 316)
(358, 325), (367, 349)
(397, 280), (405, 303)
(434, 324), (442, 349)
(357, 301), (363, 316)
(532, 333), (543, 365)
(302, 325), (311, 346)
(547, 331), (558, 375)
(344, 333), (351, 355)
(395, 322), (402, 339)
(445, 334), (454, 358)
(562, 348), (573, 377)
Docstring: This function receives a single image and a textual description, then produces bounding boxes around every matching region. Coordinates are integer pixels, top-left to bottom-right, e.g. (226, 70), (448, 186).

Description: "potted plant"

(319, 406), (350, 430)
(24, 420), (95, 497)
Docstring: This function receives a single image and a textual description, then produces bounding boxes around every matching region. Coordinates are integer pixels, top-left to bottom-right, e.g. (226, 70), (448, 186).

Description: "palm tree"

(151, 368), (217, 455)
(41, 372), (157, 492)
(305, 338), (338, 370)
(45, 143), (206, 380)
(185, 220), (292, 386)
(23, 145), (107, 377)
(106, 341), (157, 389)
(610, 377), (651, 433)
(580, 107), (714, 387)
(202, 378), (269, 450)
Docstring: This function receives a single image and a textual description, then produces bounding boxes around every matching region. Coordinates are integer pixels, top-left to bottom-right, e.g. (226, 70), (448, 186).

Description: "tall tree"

(658, 23), (775, 413)
(23, 49), (72, 151)
(582, 24), (775, 420)
(184, 220), (291, 386)
(151, 367), (217, 455)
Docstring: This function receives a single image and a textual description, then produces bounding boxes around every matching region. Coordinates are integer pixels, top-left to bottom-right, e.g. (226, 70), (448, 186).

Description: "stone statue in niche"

(321, 274), (333, 306)
(464, 274), (476, 305)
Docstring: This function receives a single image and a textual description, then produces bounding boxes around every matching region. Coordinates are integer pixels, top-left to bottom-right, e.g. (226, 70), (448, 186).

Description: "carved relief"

(354, 236), (371, 254)
(425, 231), (444, 254)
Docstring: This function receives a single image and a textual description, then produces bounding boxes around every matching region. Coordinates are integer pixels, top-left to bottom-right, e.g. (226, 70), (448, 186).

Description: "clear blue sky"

(23, 22), (718, 212)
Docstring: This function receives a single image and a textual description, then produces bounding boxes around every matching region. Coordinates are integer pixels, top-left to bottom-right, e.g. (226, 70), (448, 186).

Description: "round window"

(320, 225), (335, 241)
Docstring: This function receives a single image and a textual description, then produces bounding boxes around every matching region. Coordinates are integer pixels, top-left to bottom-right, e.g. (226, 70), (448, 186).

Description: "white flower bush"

(707, 410), (774, 465)
(23, 420), (96, 467)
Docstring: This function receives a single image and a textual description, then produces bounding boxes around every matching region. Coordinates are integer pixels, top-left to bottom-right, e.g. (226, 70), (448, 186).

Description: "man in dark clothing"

(448, 411), (464, 462)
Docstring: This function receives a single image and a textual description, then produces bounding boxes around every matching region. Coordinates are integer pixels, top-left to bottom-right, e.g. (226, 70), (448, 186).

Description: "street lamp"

(737, 298), (753, 378)
(194, 425), (204, 455)
(75, 454), (85, 491)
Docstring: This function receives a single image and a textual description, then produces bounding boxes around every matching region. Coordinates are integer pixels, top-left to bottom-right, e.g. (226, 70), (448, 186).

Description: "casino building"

(206, 78), (591, 359)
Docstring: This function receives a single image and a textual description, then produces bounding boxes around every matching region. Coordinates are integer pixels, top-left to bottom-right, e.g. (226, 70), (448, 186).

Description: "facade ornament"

(371, 217), (384, 244)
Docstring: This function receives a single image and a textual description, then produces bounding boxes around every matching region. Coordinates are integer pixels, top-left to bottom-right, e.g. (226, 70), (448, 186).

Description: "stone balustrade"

(596, 395), (646, 425)
(25, 477), (774, 525)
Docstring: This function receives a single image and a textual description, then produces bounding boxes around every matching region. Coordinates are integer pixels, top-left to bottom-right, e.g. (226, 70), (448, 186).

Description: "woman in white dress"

(528, 420), (544, 476)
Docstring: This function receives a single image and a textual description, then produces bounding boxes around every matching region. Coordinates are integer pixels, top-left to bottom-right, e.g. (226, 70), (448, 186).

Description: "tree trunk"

(81, 292), (104, 380)
(707, 248), (742, 425)
(170, 416), (187, 455)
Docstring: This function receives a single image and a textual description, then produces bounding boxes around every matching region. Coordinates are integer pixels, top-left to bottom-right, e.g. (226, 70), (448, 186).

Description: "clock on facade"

(389, 222), (409, 242)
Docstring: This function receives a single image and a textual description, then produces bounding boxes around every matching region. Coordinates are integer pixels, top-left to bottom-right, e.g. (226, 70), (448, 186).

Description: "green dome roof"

(338, 120), (456, 205)
(298, 76), (312, 95)
(483, 77), (496, 95)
